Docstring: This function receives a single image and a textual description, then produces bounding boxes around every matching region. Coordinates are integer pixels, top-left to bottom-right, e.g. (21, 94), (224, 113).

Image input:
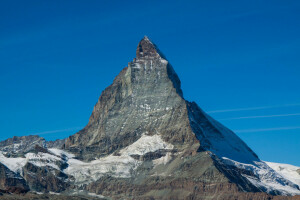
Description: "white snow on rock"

(0, 134), (174, 185)
(0, 151), (26, 174)
(153, 152), (172, 166)
(266, 161), (300, 187)
(120, 134), (173, 156)
(25, 152), (62, 171)
(0, 150), (65, 175)
(64, 134), (174, 185)
(65, 154), (140, 185)
(48, 148), (75, 159)
(221, 157), (300, 195)
(203, 113), (260, 164)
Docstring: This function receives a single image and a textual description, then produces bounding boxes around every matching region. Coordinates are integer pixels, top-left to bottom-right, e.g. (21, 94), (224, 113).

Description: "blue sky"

(0, 0), (299, 166)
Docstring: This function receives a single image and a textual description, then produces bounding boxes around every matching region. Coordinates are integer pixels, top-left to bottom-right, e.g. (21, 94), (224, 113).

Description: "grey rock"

(0, 135), (46, 157)
(46, 139), (66, 149)
(64, 36), (197, 160)
(0, 162), (29, 194)
(0, 136), (65, 158)
(23, 162), (70, 193)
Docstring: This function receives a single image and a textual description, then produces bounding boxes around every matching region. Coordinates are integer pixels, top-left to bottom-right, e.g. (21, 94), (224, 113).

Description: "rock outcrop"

(0, 162), (29, 194)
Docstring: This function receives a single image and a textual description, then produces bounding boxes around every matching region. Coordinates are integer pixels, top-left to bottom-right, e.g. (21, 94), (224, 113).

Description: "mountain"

(0, 36), (299, 199)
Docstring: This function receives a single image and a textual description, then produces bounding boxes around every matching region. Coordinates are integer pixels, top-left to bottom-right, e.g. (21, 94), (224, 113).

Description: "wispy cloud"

(234, 126), (300, 133)
(29, 127), (83, 135)
(219, 113), (300, 121)
(207, 103), (300, 114)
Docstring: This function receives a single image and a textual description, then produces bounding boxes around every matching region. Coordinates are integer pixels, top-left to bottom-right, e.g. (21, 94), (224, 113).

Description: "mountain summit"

(136, 36), (165, 59)
(0, 37), (299, 199)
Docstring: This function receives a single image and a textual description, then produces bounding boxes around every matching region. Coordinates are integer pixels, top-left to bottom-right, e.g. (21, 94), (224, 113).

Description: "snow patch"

(48, 148), (75, 159)
(87, 192), (106, 198)
(0, 151), (26, 174)
(120, 134), (173, 156)
(153, 152), (172, 166)
(160, 58), (168, 64)
(25, 152), (61, 170)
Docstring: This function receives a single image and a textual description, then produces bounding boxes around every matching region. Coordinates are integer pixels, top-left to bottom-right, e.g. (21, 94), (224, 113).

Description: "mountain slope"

(0, 36), (299, 199)
(266, 162), (300, 188)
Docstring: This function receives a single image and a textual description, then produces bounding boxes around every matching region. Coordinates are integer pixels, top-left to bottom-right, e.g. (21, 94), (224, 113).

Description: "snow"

(64, 134), (174, 185)
(120, 134), (173, 156)
(2, 132), (298, 196)
(0, 150), (64, 175)
(188, 108), (300, 195)
(87, 192), (106, 199)
(48, 148), (75, 159)
(65, 154), (140, 185)
(160, 58), (168, 64)
(221, 157), (300, 195)
(49, 192), (60, 195)
(1, 135), (173, 185)
(188, 107), (260, 164)
(0, 151), (26, 174)
(153, 152), (172, 166)
(25, 152), (61, 170)
(247, 176), (300, 196)
(266, 162), (300, 187)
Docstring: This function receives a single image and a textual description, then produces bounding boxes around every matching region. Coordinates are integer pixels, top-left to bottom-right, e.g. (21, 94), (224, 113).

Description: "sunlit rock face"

(64, 36), (198, 161)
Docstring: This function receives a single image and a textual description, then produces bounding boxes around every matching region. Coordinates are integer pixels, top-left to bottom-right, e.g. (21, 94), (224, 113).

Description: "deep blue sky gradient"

(0, 0), (299, 165)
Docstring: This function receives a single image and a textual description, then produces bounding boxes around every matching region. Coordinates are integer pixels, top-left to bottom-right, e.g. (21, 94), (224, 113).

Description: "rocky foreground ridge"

(0, 36), (299, 200)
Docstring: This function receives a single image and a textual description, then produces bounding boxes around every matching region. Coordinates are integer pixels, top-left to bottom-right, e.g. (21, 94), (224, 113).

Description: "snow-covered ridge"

(266, 161), (300, 188)
(220, 157), (300, 195)
(0, 134), (174, 186)
(0, 151), (63, 174)
(1, 133), (299, 196)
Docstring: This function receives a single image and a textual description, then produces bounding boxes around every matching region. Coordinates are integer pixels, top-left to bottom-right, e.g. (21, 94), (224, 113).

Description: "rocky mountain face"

(0, 36), (299, 199)
(64, 36), (196, 161)
(0, 135), (65, 157)
(0, 162), (29, 194)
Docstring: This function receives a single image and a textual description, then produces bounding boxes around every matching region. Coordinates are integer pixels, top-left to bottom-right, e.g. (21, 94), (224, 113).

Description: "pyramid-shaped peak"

(136, 36), (165, 59)
(142, 35), (151, 42)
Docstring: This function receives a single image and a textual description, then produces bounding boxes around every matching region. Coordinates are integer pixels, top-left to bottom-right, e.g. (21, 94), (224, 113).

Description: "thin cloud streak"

(28, 127), (83, 136)
(220, 113), (300, 121)
(207, 103), (300, 114)
(234, 126), (300, 133)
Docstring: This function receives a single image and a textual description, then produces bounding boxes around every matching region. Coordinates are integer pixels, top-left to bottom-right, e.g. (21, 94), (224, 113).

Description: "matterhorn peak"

(136, 36), (165, 59)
